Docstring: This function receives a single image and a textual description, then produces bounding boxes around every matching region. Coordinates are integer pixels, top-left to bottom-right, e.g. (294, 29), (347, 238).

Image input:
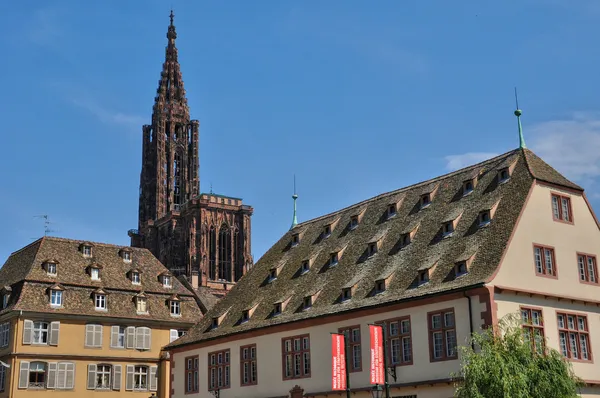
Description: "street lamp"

(371, 384), (383, 398)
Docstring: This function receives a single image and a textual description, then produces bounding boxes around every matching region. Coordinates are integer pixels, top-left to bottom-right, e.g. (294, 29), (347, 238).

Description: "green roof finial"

(290, 175), (298, 230)
(514, 87), (526, 149)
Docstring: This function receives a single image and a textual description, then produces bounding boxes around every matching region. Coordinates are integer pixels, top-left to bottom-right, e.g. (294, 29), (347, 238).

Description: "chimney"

(191, 271), (199, 289)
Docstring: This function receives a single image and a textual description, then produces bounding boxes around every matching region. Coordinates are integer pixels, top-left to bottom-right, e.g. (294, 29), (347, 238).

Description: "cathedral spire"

(152, 10), (189, 117)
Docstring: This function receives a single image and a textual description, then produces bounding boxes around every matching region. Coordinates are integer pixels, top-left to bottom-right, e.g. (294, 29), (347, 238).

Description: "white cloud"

(444, 152), (499, 171)
(529, 113), (600, 186)
(70, 97), (146, 129)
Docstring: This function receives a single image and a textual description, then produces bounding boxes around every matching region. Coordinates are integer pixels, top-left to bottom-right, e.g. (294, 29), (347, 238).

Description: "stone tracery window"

(209, 227), (217, 280)
(219, 225), (232, 281)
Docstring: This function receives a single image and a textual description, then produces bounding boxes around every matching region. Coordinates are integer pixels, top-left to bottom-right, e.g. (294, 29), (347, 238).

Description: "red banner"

(331, 334), (347, 390)
(370, 325), (384, 385)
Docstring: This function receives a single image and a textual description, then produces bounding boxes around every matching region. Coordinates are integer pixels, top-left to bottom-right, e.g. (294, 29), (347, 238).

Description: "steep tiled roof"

(0, 237), (202, 323)
(167, 148), (581, 348)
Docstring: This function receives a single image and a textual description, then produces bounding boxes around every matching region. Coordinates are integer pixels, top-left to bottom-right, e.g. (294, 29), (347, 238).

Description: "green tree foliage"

(454, 313), (583, 398)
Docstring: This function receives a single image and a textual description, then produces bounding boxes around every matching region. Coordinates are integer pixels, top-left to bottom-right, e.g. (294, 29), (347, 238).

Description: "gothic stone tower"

(129, 12), (254, 294)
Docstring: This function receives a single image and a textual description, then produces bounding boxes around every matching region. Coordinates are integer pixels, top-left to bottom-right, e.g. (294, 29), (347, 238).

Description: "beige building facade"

(167, 148), (600, 398)
(0, 237), (203, 397)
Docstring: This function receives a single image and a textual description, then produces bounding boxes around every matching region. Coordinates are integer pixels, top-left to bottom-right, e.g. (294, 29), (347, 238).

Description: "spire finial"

(514, 87), (526, 149)
(290, 175), (298, 230)
(170, 9), (174, 26)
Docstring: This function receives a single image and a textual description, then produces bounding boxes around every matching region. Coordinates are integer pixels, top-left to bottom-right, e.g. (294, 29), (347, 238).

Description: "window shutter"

(112, 364), (122, 390)
(47, 362), (57, 389)
(144, 327), (152, 350)
(85, 324), (93, 347)
(94, 324), (103, 347)
(66, 363), (75, 389)
(18, 361), (29, 389)
(135, 327), (142, 349)
(110, 326), (119, 348)
(126, 326), (135, 349)
(170, 329), (178, 343)
(56, 362), (67, 389)
(22, 320), (33, 345)
(125, 365), (134, 391)
(149, 365), (158, 391)
(87, 364), (97, 390)
(49, 321), (60, 346)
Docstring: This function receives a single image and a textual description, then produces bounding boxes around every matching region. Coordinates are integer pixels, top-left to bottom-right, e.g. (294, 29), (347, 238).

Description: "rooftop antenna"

(34, 215), (56, 237)
(210, 183), (214, 194)
(290, 175), (298, 230)
(514, 87), (526, 149)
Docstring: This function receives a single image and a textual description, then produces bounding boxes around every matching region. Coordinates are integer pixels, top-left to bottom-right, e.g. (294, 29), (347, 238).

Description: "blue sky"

(1, 0), (600, 265)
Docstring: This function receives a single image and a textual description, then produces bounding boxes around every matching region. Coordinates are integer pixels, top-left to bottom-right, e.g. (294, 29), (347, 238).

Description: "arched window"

(209, 227), (216, 280)
(219, 226), (232, 281)
(234, 230), (242, 281)
(173, 151), (183, 205)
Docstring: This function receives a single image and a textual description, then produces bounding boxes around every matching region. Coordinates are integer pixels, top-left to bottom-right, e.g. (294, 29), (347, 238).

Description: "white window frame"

(96, 364), (112, 390)
(46, 263), (57, 276)
(131, 272), (141, 285)
(136, 297), (147, 314)
(95, 294), (106, 310)
(170, 301), (181, 316)
(50, 290), (62, 307)
(32, 321), (49, 344)
(83, 246), (92, 257)
(134, 366), (148, 391)
(90, 268), (100, 281)
(163, 275), (172, 288)
(122, 251), (132, 262)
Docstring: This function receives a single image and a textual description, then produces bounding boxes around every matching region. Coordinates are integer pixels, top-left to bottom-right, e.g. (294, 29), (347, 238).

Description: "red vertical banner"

(331, 334), (347, 390)
(370, 325), (385, 385)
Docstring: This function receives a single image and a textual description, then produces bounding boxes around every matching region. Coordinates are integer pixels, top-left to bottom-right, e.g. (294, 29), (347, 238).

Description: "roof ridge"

(7, 238), (43, 257)
(42, 236), (145, 250)
(293, 149), (519, 229)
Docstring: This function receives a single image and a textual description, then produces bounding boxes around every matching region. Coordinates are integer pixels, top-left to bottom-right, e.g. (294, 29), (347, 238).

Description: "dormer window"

(300, 260), (310, 275)
(211, 317), (219, 329)
(418, 270), (430, 286)
(95, 293), (107, 310)
(420, 193), (431, 209)
(121, 250), (132, 262)
(368, 242), (378, 257)
(44, 261), (57, 276)
(401, 233), (411, 247)
(135, 296), (147, 314)
(82, 245), (92, 258)
(303, 296), (312, 310)
(131, 271), (141, 285)
(268, 268), (278, 282)
(162, 275), (172, 288)
(241, 310), (250, 323)
(499, 167), (510, 183)
(463, 180), (475, 196)
(1, 294), (8, 309)
(387, 203), (397, 218)
(456, 261), (468, 277)
(50, 289), (63, 307)
(291, 233), (300, 247)
(90, 267), (100, 281)
(341, 288), (352, 301)
(442, 221), (455, 238)
(350, 215), (359, 230)
(329, 252), (339, 267)
(323, 224), (332, 238)
(375, 279), (386, 294)
(478, 210), (491, 227)
(170, 300), (181, 317)
(273, 303), (282, 316)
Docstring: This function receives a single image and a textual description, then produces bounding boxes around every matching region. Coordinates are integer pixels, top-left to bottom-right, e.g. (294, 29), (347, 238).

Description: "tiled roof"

(0, 237), (202, 323)
(166, 148), (581, 348)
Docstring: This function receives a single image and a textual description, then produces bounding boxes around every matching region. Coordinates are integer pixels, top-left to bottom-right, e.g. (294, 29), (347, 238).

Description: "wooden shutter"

(126, 326), (135, 349)
(110, 326), (119, 348)
(47, 362), (57, 389)
(135, 327), (142, 349)
(87, 364), (97, 390)
(112, 364), (122, 391)
(65, 363), (75, 389)
(49, 321), (60, 346)
(149, 365), (158, 391)
(56, 362), (67, 389)
(22, 320), (33, 345)
(170, 329), (178, 342)
(18, 361), (29, 389)
(85, 324), (94, 347)
(144, 327), (152, 350)
(125, 365), (134, 391)
(94, 324), (103, 347)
